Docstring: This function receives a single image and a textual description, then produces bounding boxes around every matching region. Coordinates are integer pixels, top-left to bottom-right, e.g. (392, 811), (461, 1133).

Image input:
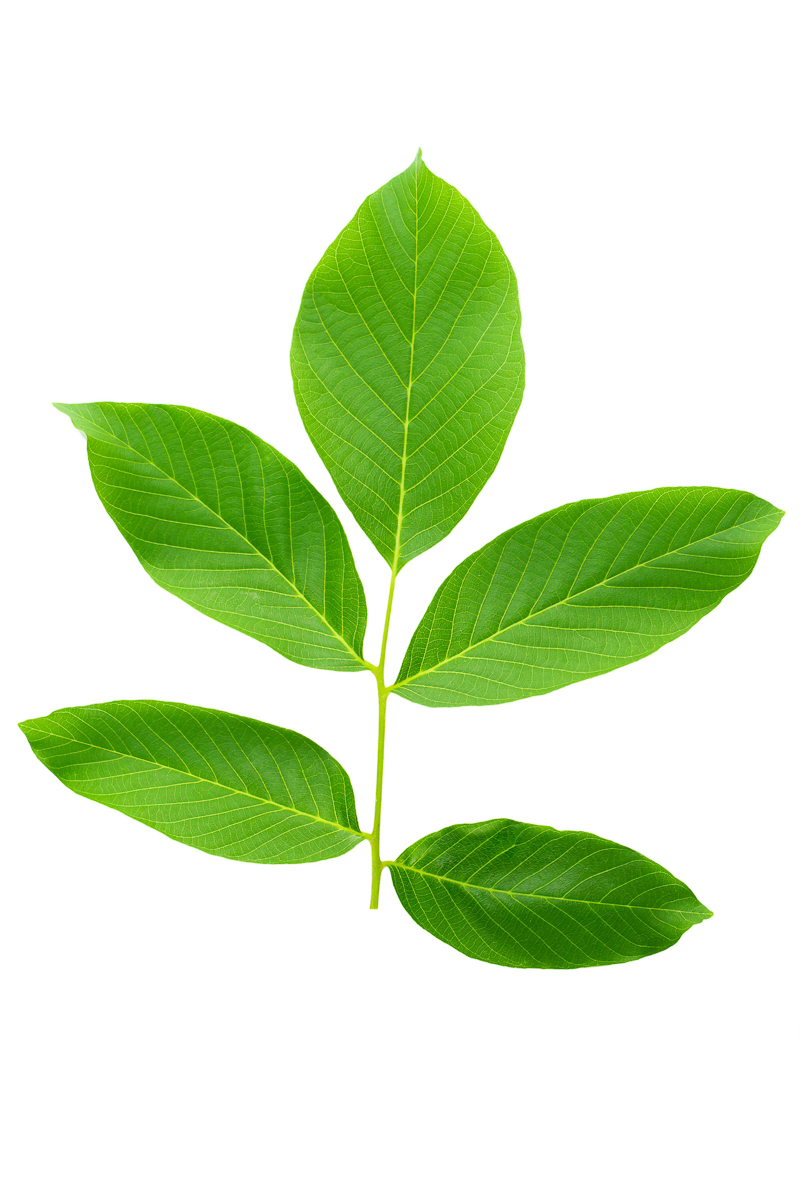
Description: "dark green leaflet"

(57, 402), (368, 672)
(390, 819), (711, 968)
(393, 486), (783, 706)
(291, 150), (525, 570)
(20, 700), (365, 864)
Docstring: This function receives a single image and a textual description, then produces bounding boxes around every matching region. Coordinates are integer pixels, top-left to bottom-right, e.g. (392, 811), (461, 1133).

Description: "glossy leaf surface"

(57, 402), (368, 671)
(20, 700), (365, 863)
(291, 151), (525, 569)
(394, 486), (782, 706)
(390, 819), (711, 968)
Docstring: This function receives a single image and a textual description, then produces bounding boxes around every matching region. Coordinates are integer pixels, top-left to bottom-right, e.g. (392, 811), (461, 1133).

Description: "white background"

(2, 3), (797, 1197)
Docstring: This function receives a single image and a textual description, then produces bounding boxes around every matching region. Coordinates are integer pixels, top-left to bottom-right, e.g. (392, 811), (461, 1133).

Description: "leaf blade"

(393, 486), (783, 706)
(20, 700), (365, 864)
(56, 402), (369, 672)
(291, 150), (525, 568)
(390, 819), (711, 968)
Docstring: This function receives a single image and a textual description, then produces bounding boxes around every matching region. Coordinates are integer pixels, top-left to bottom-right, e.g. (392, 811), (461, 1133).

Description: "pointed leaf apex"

(54, 403), (89, 441)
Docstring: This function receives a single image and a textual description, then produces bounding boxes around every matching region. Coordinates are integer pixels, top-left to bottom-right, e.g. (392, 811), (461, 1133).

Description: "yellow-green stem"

(368, 567), (398, 909)
(369, 688), (387, 908)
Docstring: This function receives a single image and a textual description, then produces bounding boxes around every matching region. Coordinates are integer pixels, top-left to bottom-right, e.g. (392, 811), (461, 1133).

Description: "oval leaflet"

(20, 700), (365, 865)
(390, 818), (712, 968)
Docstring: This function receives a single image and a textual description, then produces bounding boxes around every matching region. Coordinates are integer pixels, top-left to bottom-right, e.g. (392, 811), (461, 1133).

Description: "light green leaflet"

(20, 700), (365, 863)
(291, 150), (524, 569)
(56, 402), (368, 672)
(390, 819), (711, 968)
(393, 486), (783, 707)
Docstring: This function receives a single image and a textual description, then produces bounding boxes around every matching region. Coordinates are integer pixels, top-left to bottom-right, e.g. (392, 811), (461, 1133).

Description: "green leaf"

(393, 486), (783, 706)
(56, 402), (369, 672)
(20, 700), (365, 864)
(291, 149), (525, 570)
(390, 819), (711, 968)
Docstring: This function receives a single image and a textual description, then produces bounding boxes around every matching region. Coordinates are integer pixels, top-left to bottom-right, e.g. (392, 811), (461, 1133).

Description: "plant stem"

(369, 687), (387, 908)
(368, 566), (398, 909)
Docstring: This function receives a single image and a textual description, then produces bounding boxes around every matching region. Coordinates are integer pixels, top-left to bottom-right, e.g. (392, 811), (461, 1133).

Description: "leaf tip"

(53, 403), (88, 441)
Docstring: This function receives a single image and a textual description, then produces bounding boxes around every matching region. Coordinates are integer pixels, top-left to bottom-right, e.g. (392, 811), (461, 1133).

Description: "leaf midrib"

(36, 727), (367, 840)
(76, 408), (368, 668)
(393, 509), (771, 690)
(389, 862), (706, 916)
(389, 155), (420, 574)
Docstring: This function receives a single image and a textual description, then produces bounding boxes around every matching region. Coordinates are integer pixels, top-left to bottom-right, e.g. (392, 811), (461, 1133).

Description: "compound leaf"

(56, 402), (369, 672)
(393, 486), (783, 706)
(390, 818), (711, 968)
(20, 700), (365, 864)
(291, 150), (525, 569)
